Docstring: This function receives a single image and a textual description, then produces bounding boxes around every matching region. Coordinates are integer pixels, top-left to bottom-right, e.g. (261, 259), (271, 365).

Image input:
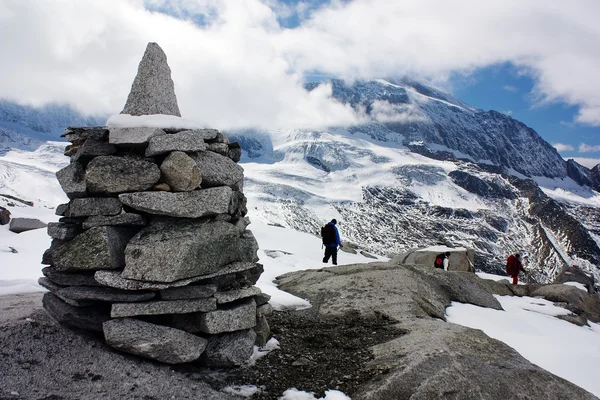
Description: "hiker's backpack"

(321, 224), (336, 245)
(434, 254), (445, 269)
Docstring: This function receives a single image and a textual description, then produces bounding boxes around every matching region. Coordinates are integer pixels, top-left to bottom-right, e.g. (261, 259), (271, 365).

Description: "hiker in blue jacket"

(322, 219), (343, 265)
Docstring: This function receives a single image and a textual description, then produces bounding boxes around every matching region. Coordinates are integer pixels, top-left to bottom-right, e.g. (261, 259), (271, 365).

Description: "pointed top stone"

(121, 42), (181, 117)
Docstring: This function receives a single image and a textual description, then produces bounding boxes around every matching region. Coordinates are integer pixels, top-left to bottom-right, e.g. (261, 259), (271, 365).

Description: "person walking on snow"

(434, 252), (451, 271)
(322, 219), (343, 265)
(506, 253), (525, 285)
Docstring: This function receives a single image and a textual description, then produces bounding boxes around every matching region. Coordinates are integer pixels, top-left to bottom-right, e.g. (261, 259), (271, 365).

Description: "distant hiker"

(506, 253), (525, 285)
(434, 252), (450, 271)
(321, 219), (343, 265)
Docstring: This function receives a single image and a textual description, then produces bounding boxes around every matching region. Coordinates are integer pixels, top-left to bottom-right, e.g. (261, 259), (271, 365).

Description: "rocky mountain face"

(1, 78), (599, 288)
(229, 79), (600, 287)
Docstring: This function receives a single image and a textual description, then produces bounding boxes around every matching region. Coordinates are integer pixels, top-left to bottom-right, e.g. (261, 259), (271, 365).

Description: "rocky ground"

(2, 263), (600, 400)
(220, 310), (403, 398)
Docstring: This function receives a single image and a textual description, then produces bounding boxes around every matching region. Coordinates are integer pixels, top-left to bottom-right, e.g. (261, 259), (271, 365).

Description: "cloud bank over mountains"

(1, 0), (600, 130)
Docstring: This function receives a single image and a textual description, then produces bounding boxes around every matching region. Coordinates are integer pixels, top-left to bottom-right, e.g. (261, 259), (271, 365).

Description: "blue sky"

(451, 63), (600, 166)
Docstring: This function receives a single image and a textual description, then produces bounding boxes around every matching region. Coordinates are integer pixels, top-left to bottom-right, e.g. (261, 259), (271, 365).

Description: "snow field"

(446, 295), (600, 397)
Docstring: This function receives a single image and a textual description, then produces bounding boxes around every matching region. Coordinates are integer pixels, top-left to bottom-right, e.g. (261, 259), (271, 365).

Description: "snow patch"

(279, 388), (351, 400)
(446, 295), (600, 397)
(563, 281), (588, 292)
(221, 385), (260, 398)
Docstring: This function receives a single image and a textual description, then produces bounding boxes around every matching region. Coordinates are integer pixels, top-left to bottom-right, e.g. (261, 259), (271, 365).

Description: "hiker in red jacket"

(506, 253), (525, 285)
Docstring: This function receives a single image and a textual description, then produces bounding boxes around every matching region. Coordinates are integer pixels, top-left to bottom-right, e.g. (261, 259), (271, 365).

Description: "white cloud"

(579, 143), (600, 153)
(503, 85), (518, 93)
(553, 143), (574, 152)
(571, 157), (600, 169)
(502, 110), (513, 116)
(1, 0), (600, 129)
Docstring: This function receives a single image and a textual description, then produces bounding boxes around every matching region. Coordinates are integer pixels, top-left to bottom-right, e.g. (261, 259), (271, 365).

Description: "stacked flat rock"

(39, 42), (271, 367)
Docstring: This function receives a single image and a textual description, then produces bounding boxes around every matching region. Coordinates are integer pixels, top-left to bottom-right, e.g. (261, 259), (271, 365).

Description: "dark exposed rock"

(52, 226), (137, 272)
(42, 292), (110, 332)
(47, 222), (81, 241)
(566, 159), (592, 187)
(56, 162), (87, 199)
(85, 155), (160, 194)
(145, 131), (207, 157)
(57, 286), (155, 303)
(159, 151), (201, 191)
(62, 126), (109, 143)
(82, 213), (147, 230)
(254, 315), (270, 347)
(41, 239), (66, 265)
(0, 206), (11, 225)
(228, 142), (242, 162)
(42, 266), (103, 287)
(111, 297), (216, 318)
(38, 277), (94, 307)
(121, 219), (258, 282)
(67, 197), (122, 217)
(449, 170), (516, 199)
(201, 329), (256, 368)
(207, 142), (229, 156)
(119, 187), (232, 218)
(9, 217), (47, 233)
(55, 203), (69, 216)
(254, 292), (271, 306)
(120, 42), (181, 117)
(71, 139), (116, 162)
(103, 318), (206, 364)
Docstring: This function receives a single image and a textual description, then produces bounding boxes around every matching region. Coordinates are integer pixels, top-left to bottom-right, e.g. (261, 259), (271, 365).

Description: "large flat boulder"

(192, 150), (244, 189)
(52, 226), (137, 272)
(42, 292), (110, 332)
(118, 187), (232, 218)
(9, 217), (47, 233)
(120, 42), (181, 117)
(42, 267), (103, 287)
(201, 329), (256, 367)
(146, 131), (207, 157)
(56, 162), (87, 199)
(103, 319), (206, 364)
(121, 219), (258, 282)
(86, 156), (160, 194)
(276, 263), (594, 400)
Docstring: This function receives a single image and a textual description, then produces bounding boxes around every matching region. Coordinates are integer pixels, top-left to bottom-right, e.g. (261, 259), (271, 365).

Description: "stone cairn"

(39, 42), (271, 366)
